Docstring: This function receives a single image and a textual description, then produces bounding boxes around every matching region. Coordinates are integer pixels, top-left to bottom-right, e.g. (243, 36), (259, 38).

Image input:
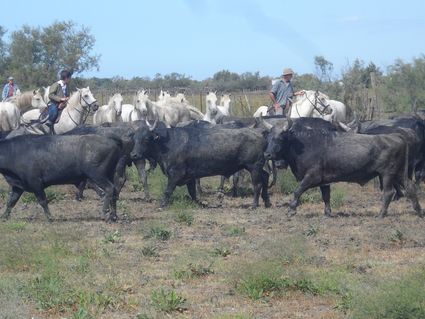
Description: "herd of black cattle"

(0, 112), (424, 222)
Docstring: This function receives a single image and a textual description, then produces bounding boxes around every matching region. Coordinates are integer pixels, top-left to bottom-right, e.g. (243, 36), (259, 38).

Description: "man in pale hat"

(269, 68), (303, 115)
(2, 76), (20, 101)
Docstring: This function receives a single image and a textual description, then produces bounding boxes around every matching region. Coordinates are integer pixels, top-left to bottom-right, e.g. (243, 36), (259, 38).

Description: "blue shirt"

(270, 80), (294, 108)
(2, 83), (19, 101)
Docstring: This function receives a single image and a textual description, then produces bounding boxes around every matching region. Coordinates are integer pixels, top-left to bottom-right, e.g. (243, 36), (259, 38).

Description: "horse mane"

(7, 91), (33, 110)
(64, 90), (82, 110)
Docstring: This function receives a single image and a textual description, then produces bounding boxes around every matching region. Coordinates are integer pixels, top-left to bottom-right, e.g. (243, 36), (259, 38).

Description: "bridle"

(66, 90), (98, 125)
(304, 91), (331, 116)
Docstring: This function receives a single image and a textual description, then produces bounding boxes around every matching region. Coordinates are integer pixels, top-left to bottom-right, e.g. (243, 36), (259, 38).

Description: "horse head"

(32, 89), (47, 109)
(135, 90), (149, 116)
(77, 87), (98, 112)
(111, 93), (123, 116)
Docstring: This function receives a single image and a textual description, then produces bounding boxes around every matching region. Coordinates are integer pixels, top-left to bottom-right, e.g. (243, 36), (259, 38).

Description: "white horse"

(139, 93), (191, 127)
(203, 92), (224, 123)
(0, 102), (20, 131)
(93, 93), (123, 125)
(219, 93), (231, 115)
(120, 90), (149, 122)
(253, 90), (346, 122)
(17, 87), (98, 135)
(5, 89), (47, 114)
(42, 86), (50, 104)
(156, 90), (171, 106)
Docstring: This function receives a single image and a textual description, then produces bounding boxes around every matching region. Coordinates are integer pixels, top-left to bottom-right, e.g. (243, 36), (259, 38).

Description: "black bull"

(65, 121), (155, 201)
(0, 134), (124, 222)
(130, 121), (271, 208)
(263, 117), (422, 218)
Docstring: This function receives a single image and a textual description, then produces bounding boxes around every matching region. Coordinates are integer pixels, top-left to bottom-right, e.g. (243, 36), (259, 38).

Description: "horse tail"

(0, 109), (12, 131)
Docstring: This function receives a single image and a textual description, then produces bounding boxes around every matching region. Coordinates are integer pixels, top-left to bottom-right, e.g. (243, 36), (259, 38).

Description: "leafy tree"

(314, 55), (334, 83)
(0, 26), (8, 80)
(6, 21), (100, 89)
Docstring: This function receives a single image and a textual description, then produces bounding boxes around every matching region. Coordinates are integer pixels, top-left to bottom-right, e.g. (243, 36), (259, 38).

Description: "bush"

(175, 210), (194, 226)
(149, 226), (171, 241)
(173, 263), (214, 280)
(348, 269), (425, 319)
(151, 288), (186, 313)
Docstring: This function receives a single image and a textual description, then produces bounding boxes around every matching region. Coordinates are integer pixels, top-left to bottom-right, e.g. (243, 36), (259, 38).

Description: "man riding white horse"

(269, 68), (304, 115)
(45, 69), (72, 132)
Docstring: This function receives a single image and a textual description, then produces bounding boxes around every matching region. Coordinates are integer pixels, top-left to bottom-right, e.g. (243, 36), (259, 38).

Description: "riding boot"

(45, 121), (54, 135)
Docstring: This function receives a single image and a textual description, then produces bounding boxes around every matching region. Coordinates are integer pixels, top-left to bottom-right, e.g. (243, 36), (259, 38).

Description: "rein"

(66, 91), (97, 125)
(304, 92), (331, 116)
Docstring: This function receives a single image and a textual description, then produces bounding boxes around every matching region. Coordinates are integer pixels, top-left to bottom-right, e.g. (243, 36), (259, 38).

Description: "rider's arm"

(48, 83), (63, 103)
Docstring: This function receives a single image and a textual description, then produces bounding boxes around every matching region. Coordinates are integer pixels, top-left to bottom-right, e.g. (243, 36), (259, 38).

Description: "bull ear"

(33, 90), (37, 95)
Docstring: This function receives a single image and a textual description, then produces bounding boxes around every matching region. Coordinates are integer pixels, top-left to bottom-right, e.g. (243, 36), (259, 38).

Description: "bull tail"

(403, 144), (409, 188)
(0, 109), (11, 131)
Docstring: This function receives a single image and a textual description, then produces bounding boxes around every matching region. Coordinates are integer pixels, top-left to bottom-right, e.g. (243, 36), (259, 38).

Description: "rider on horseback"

(46, 69), (72, 130)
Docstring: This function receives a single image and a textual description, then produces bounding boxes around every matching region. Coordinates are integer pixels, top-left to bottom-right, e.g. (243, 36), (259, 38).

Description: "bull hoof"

(265, 201), (272, 208)
(324, 209), (333, 218)
(143, 196), (153, 203)
(250, 204), (259, 210)
(378, 212), (387, 218)
(287, 209), (297, 217)
(107, 215), (118, 223)
(75, 196), (83, 202)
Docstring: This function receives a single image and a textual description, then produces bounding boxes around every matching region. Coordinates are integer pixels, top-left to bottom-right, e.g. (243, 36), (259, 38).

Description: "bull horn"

(259, 116), (273, 130)
(283, 118), (293, 132)
(145, 118), (153, 130)
(337, 121), (351, 132)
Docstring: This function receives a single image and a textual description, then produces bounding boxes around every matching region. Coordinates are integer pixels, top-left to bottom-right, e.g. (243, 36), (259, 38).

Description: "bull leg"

(75, 180), (86, 201)
(379, 175), (396, 218)
(186, 179), (197, 202)
(320, 185), (332, 217)
(196, 179), (203, 196)
(89, 176), (116, 222)
(232, 173), (239, 197)
(249, 168), (263, 209)
(113, 157), (128, 200)
(134, 159), (150, 201)
(261, 169), (272, 208)
(161, 179), (177, 208)
(218, 176), (226, 193)
(405, 180), (423, 217)
(90, 181), (106, 198)
(34, 190), (52, 222)
(1, 187), (24, 220)
(289, 174), (319, 217)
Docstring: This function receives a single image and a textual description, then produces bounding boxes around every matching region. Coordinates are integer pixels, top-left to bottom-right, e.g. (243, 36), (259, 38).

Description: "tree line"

(0, 21), (424, 116)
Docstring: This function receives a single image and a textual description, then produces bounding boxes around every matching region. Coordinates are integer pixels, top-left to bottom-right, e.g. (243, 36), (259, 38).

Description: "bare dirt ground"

(0, 170), (425, 319)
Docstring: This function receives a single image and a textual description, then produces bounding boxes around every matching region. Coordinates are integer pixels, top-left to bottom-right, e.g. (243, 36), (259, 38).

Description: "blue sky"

(2, 0), (424, 79)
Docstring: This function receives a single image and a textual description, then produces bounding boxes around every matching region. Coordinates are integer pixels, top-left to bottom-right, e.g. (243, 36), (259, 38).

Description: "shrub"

(173, 263), (214, 280)
(175, 210), (194, 226)
(348, 269), (425, 319)
(102, 230), (123, 244)
(149, 226), (171, 241)
(151, 288), (186, 313)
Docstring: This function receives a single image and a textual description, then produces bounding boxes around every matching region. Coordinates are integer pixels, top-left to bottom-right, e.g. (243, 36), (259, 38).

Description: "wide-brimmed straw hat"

(8, 76), (14, 80)
(282, 68), (294, 76)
